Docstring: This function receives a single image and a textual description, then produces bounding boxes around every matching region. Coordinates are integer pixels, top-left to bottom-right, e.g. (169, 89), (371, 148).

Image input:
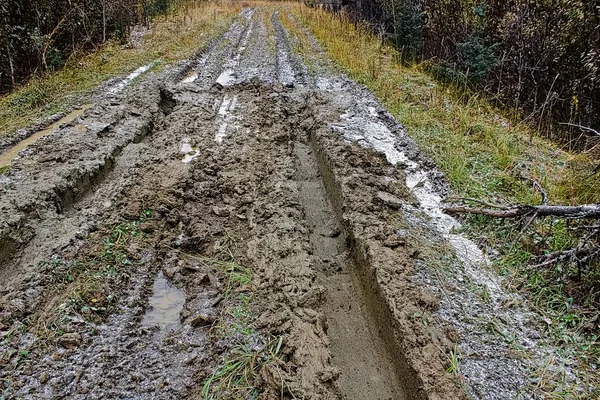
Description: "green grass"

(286, 3), (600, 396)
(31, 214), (150, 348)
(0, 2), (240, 140)
(178, 234), (284, 399)
(201, 338), (283, 400)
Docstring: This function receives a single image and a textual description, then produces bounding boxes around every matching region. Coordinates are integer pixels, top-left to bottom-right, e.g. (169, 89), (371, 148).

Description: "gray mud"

(0, 6), (565, 400)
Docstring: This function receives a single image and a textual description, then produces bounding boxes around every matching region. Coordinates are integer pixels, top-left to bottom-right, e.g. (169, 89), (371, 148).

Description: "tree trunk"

(102, 1), (107, 43)
(5, 40), (14, 88)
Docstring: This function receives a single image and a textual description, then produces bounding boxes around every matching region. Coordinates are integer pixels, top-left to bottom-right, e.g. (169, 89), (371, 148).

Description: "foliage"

(0, 0), (182, 93)
(333, 0), (600, 143)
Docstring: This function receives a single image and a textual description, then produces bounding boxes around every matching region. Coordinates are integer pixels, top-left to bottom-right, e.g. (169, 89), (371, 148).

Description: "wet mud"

(0, 6), (562, 400)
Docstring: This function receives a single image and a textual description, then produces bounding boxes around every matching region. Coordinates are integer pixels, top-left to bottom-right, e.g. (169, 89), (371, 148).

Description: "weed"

(446, 345), (462, 378)
(201, 337), (283, 400)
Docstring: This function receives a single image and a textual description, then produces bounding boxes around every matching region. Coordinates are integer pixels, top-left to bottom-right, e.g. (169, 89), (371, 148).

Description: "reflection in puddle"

(109, 62), (156, 93)
(215, 95), (238, 143)
(0, 104), (94, 168)
(142, 272), (186, 331)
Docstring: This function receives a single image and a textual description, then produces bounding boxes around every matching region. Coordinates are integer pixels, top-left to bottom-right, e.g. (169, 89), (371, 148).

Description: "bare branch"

(559, 123), (600, 136)
(443, 203), (600, 219)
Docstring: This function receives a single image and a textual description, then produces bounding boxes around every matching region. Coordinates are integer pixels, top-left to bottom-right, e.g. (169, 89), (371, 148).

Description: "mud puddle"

(0, 104), (93, 167)
(142, 272), (186, 331)
(109, 62), (157, 93)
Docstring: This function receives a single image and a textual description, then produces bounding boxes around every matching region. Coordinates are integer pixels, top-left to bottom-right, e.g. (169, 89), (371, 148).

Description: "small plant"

(446, 345), (462, 379)
(201, 337), (284, 400)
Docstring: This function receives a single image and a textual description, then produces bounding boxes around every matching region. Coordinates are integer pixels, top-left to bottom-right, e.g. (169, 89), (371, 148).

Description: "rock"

(376, 191), (403, 209)
(383, 235), (405, 248)
(211, 206), (230, 217)
(40, 372), (49, 384)
(190, 314), (216, 327)
(58, 332), (81, 349)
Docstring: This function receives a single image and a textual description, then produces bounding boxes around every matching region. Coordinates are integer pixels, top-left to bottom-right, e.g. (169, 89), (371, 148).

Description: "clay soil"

(0, 7), (471, 400)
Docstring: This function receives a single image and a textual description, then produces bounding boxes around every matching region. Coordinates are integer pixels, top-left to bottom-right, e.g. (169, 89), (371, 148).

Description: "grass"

(31, 214), (150, 347)
(285, 3), (600, 396)
(179, 234), (284, 399)
(0, 1), (241, 140)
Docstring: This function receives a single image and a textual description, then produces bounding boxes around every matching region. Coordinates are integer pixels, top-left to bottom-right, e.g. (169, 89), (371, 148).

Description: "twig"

(444, 196), (509, 210)
(513, 211), (538, 248)
(444, 203), (600, 219)
(530, 246), (600, 270)
(559, 123), (600, 136)
(531, 180), (548, 205)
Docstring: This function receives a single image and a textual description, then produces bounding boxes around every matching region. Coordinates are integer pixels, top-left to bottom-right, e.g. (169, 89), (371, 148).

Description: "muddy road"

(0, 7), (555, 400)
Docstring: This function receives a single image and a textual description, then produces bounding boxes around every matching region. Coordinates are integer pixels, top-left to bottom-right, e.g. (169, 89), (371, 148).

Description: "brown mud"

(0, 6), (554, 400)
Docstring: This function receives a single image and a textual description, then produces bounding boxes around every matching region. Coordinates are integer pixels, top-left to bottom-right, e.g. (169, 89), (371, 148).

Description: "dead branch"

(443, 203), (600, 219)
(530, 247), (600, 270)
(443, 196), (509, 210)
(559, 122), (600, 136)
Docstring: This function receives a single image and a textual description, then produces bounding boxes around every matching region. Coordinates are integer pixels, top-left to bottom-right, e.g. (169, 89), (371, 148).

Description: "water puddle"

(180, 138), (200, 163)
(215, 95), (238, 143)
(109, 62), (157, 93)
(0, 104), (94, 168)
(141, 272), (186, 331)
(214, 11), (254, 87)
(216, 68), (236, 86)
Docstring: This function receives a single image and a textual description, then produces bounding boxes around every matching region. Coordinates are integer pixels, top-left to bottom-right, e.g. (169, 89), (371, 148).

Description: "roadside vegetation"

(288, 3), (599, 396)
(0, 1), (240, 139)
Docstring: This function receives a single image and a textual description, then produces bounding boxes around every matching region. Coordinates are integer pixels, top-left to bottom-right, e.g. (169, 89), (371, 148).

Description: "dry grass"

(0, 1), (241, 139)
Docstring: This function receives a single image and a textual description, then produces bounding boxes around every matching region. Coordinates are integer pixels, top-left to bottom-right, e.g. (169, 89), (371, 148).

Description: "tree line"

(0, 0), (174, 94)
(326, 0), (600, 145)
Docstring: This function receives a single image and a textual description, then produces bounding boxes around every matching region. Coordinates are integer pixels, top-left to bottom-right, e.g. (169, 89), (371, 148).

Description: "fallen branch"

(531, 246), (600, 270)
(559, 122), (600, 136)
(443, 203), (600, 219)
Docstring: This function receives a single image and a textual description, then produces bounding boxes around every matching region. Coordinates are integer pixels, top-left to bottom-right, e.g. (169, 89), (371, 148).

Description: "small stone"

(190, 314), (216, 327)
(58, 332), (81, 349)
(211, 206), (230, 217)
(376, 191), (403, 209)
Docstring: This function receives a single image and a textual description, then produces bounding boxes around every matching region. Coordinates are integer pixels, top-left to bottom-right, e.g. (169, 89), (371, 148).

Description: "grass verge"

(0, 1), (240, 140)
(285, 3), (599, 396)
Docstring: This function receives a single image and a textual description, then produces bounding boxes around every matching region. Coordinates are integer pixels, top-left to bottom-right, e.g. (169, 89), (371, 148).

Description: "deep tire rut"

(294, 138), (405, 399)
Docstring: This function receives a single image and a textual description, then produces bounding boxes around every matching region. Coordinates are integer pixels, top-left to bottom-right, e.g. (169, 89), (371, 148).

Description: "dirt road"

(0, 7), (552, 400)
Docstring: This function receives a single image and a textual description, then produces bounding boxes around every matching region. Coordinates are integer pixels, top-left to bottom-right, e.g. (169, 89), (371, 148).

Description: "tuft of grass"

(446, 345), (463, 380)
(0, 2), (240, 140)
(201, 338), (283, 400)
